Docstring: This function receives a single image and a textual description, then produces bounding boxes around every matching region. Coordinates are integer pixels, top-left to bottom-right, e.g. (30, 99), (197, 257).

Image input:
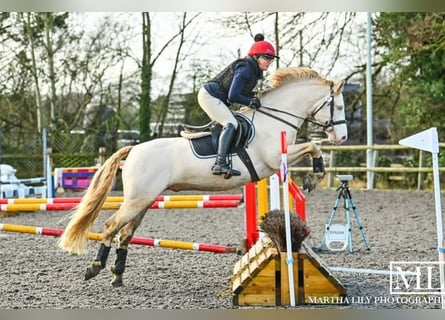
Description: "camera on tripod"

(317, 174), (370, 253)
(336, 174), (353, 182)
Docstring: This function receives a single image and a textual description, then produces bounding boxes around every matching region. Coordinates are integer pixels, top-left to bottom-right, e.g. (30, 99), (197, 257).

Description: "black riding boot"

(212, 123), (241, 177)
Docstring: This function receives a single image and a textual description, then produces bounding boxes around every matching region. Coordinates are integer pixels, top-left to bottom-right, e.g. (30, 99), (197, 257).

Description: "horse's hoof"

(110, 266), (124, 287)
(302, 175), (315, 192)
(303, 172), (323, 192)
(84, 262), (103, 281)
(236, 239), (247, 255)
(111, 277), (123, 288)
(110, 269), (124, 287)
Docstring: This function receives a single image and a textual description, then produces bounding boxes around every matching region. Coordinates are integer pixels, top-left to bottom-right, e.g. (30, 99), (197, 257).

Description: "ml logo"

(390, 261), (445, 295)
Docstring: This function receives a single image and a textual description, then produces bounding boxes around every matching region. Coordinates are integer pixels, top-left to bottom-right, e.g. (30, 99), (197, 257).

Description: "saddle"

(180, 113), (259, 181)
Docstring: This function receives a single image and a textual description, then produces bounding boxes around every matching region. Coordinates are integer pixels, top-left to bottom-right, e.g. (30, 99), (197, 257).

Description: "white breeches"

(197, 87), (238, 129)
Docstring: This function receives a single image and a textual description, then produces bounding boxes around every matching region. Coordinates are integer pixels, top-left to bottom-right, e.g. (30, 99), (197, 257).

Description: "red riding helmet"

(247, 34), (279, 58)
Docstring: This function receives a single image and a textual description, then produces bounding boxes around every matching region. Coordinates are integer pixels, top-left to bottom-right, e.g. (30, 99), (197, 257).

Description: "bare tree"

(0, 12), (140, 152)
(139, 12), (152, 142)
(23, 13), (44, 132)
(157, 13), (201, 137)
(221, 12), (359, 77)
(139, 12), (202, 140)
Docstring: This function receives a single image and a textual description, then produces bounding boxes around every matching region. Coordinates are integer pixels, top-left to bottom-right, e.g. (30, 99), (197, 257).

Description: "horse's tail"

(58, 146), (133, 255)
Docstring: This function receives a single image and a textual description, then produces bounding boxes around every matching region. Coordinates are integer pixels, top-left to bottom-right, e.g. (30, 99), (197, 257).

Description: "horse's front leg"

(110, 211), (146, 287)
(287, 142), (325, 192)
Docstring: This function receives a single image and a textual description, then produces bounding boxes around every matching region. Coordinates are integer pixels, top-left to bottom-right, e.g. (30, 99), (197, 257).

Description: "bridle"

(309, 81), (348, 130)
(255, 82), (347, 132)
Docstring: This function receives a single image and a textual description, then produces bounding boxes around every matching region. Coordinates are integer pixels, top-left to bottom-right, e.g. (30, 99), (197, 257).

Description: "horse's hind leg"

(110, 212), (146, 287)
(84, 200), (151, 282)
(84, 211), (117, 281)
(84, 216), (116, 281)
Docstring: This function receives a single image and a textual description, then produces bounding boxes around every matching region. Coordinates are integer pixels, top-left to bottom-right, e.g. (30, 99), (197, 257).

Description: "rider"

(197, 33), (279, 176)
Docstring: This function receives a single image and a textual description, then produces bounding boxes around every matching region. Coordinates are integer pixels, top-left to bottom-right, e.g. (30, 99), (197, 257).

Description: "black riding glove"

(249, 97), (261, 109)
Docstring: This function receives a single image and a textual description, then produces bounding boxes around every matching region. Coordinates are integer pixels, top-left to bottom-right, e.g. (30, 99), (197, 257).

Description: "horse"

(58, 67), (348, 287)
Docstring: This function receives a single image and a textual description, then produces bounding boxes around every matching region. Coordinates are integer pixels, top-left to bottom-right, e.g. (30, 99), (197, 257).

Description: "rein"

(255, 106), (301, 132)
(255, 82), (347, 132)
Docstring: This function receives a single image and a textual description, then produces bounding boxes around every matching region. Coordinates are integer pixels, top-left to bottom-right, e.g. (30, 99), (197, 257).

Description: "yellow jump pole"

(257, 178), (269, 221)
(0, 194), (243, 205)
(0, 200), (241, 212)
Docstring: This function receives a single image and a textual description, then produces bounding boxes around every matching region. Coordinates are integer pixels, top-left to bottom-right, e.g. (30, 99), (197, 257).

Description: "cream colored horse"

(58, 67), (348, 287)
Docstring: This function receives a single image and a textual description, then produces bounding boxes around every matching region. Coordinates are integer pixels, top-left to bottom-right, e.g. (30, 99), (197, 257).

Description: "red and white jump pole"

(0, 199), (241, 212)
(244, 182), (258, 250)
(0, 223), (236, 254)
(0, 194), (243, 205)
(243, 135), (307, 251)
(242, 131), (297, 305)
(280, 131), (296, 307)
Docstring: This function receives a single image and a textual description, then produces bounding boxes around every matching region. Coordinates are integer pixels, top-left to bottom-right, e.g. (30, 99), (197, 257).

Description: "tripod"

(318, 175), (370, 253)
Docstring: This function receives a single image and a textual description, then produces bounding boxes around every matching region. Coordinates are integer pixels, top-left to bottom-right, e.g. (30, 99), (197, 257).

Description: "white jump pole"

(399, 127), (445, 309)
(330, 267), (417, 276)
(42, 128), (54, 198)
(430, 137), (445, 310)
(269, 173), (280, 210)
(280, 131), (296, 306)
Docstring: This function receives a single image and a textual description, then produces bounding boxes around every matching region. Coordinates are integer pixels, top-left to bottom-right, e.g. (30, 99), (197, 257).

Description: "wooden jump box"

(231, 237), (347, 306)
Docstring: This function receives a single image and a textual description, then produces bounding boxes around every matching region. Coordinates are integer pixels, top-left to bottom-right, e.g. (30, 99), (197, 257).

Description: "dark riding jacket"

(204, 57), (263, 107)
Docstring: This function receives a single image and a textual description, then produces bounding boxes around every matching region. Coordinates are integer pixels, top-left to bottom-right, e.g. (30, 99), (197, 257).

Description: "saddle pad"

(189, 135), (218, 159)
(188, 113), (255, 160)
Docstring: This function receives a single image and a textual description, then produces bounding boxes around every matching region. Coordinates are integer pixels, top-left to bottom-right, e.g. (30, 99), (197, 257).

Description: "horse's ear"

(333, 80), (346, 95)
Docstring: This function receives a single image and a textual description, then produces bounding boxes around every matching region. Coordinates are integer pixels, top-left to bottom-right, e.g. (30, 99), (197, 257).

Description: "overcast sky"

(76, 12), (369, 97)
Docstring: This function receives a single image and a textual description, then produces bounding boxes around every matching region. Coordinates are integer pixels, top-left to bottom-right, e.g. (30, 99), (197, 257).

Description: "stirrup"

(211, 163), (241, 177)
(223, 168), (241, 179)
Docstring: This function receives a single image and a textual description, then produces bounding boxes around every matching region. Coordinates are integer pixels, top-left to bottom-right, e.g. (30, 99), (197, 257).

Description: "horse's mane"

(240, 67), (333, 110)
(267, 67), (331, 89)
